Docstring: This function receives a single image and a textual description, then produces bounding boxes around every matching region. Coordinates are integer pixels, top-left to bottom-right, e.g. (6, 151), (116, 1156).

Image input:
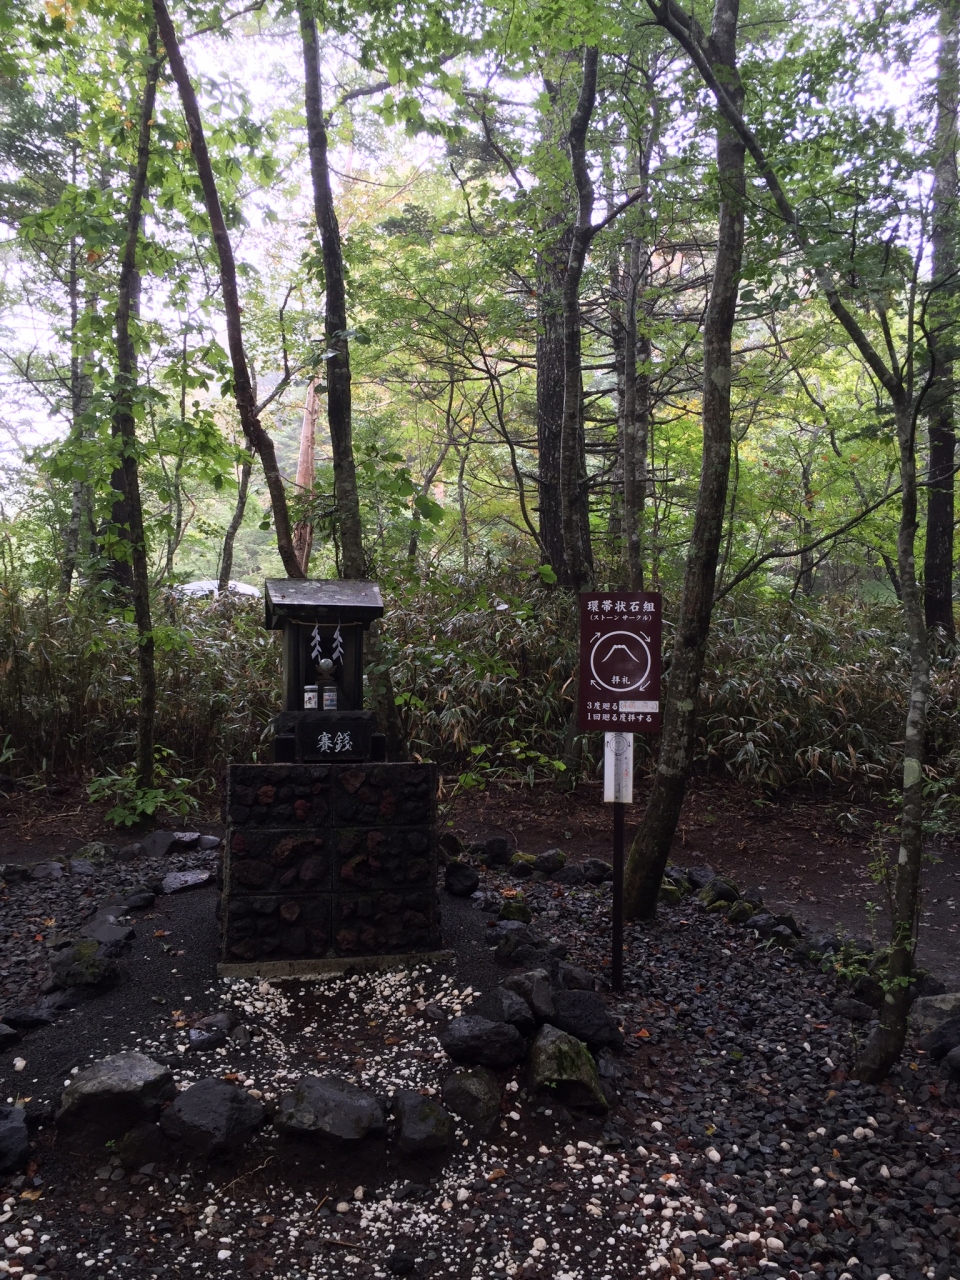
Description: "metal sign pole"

(612, 799), (625, 993)
(604, 730), (633, 993)
(578, 592), (661, 997)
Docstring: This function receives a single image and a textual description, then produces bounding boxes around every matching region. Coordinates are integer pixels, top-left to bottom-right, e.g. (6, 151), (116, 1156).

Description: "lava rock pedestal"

(219, 762), (447, 977)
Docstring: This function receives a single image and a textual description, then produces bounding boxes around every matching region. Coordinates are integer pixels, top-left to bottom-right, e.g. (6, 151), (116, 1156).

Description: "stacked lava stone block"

(221, 762), (439, 964)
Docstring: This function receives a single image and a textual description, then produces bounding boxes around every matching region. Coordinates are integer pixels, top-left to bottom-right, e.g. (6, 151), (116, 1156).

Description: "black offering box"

(218, 579), (446, 977)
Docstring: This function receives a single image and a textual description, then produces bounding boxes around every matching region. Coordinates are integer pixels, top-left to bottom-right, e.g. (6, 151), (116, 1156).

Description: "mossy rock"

(510, 852), (536, 865)
(498, 901), (532, 923)
(659, 881), (684, 906)
(663, 866), (692, 895)
(698, 876), (740, 908)
(726, 899), (755, 924)
(528, 1025), (607, 1112)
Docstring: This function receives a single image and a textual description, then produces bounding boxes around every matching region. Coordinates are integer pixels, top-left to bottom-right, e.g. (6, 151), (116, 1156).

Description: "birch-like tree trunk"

(293, 378), (319, 574)
(856, 396), (931, 1080)
(624, 0), (745, 917)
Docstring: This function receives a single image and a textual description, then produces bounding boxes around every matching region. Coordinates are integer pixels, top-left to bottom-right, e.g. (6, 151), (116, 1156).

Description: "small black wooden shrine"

(265, 578), (385, 764)
(219, 578), (443, 975)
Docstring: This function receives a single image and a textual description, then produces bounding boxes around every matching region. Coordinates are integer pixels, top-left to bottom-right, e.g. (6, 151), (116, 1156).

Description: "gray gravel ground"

(0, 849), (954, 1280)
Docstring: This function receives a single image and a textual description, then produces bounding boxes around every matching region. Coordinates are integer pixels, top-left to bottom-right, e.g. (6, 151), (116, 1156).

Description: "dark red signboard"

(578, 592), (662, 733)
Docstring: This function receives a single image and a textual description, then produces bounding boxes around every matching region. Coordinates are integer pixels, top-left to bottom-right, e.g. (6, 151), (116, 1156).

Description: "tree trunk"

(59, 234), (91, 596)
(855, 398), (932, 1080)
(624, 0), (745, 919)
(559, 46), (599, 593)
(293, 378), (319, 574)
(218, 458), (252, 592)
(297, 3), (365, 580)
(925, 0), (958, 643)
(153, 0), (303, 579)
(536, 229), (570, 580)
(112, 27), (160, 793)
(622, 234), (648, 589)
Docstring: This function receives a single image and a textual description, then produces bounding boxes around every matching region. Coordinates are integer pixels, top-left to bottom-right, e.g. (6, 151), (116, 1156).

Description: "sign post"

(578, 592), (662, 992)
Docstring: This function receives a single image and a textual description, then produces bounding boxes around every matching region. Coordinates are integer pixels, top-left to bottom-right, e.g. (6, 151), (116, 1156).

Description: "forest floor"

(449, 779), (960, 989)
(0, 778), (954, 1280)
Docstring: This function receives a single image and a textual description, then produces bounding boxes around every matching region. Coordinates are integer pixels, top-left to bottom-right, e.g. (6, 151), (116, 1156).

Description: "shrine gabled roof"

(264, 579), (384, 630)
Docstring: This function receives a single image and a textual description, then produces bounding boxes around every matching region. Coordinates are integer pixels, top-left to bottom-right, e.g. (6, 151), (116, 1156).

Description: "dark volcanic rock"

(162, 869), (213, 895)
(582, 858), (613, 885)
(944, 1044), (960, 1080)
(275, 1074), (386, 1142)
(186, 1027), (227, 1052)
(439, 1016), (526, 1068)
(476, 837), (511, 867)
(833, 997), (877, 1024)
(557, 962), (596, 991)
(528, 1025), (607, 1111)
(699, 876), (740, 907)
(0, 1105), (28, 1172)
(442, 1067), (501, 1132)
(503, 969), (555, 1022)
(552, 865), (585, 887)
(920, 1013), (960, 1061)
(139, 831), (178, 859)
(471, 987), (536, 1036)
(534, 848), (566, 875)
(748, 912), (778, 939)
(57, 1052), (175, 1143)
(0, 1023), (20, 1050)
(444, 862), (480, 898)
(548, 989), (624, 1049)
(685, 865), (716, 890)
(160, 1078), (264, 1157)
(395, 1089), (453, 1154)
(48, 938), (120, 990)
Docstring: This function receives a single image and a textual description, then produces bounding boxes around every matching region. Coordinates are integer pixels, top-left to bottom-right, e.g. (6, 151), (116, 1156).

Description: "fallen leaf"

(20, 1189), (42, 1201)
(487, 1168), (506, 1181)
(154, 929), (171, 938)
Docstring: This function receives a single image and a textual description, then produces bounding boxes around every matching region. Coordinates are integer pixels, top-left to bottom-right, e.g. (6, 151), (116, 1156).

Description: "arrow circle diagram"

(590, 630), (652, 693)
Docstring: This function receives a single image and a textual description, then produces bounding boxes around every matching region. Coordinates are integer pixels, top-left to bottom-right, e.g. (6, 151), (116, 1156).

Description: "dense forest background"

(0, 0), (957, 837)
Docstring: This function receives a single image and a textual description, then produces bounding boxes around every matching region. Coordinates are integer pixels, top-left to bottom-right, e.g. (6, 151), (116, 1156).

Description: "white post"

(603, 731), (634, 804)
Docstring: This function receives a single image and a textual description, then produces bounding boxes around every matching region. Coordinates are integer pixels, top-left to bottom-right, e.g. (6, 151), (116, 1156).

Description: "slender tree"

(559, 46), (600, 592)
(638, 0), (938, 1079)
(152, 0), (304, 579)
(624, 0), (745, 917)
(297, 2), (366, 579)
(111, 26), (161, 792)
(925, 0), (958, 643)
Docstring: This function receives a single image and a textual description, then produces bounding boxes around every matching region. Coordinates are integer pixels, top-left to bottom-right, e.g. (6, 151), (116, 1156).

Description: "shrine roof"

(264, 579), (384, 629)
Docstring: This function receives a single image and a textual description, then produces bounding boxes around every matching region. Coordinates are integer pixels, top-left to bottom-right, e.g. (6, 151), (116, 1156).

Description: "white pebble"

(12, 1060), (24, 1074)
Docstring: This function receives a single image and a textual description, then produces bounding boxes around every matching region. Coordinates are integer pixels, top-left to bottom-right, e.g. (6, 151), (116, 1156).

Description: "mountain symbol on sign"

(590, 629), (651, 693)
